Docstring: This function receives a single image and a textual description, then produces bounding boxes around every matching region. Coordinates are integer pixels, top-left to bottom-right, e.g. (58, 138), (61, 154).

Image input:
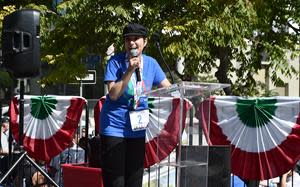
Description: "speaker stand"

(0, 79), (58, 187)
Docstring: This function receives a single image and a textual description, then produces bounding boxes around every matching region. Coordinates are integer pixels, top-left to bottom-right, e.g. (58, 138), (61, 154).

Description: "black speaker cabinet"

(180, 145), (231, 187)
(2, 9), (40, 78)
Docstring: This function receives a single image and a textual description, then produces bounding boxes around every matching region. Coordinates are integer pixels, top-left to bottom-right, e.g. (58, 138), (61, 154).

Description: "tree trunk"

(214, 46), (233, 95)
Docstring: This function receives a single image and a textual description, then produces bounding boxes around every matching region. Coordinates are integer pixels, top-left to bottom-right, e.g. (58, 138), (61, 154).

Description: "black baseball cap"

(123, 23), (148, 38)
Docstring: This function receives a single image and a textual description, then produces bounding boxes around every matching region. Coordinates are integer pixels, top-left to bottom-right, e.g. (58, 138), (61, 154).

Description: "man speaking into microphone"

(99, 23), (171, 187)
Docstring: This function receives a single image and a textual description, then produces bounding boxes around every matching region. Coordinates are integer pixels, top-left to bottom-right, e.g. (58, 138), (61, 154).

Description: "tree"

(1, 0), (300, 96)
(140, 0), (300, 96)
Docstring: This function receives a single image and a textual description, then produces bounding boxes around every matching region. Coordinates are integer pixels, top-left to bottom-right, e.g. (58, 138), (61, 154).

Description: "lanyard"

(126, 55), (144, 109)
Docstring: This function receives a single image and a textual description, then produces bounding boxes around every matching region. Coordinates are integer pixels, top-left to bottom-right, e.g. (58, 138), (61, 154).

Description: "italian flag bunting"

(10, 95), (87, 162)
(94, 96), (192, 168)
(200, 96), (300, 180)
(144, 97), (192, 168)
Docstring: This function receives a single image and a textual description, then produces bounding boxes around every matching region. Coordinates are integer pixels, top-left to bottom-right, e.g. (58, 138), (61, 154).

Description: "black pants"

(100, 135), (145, 187)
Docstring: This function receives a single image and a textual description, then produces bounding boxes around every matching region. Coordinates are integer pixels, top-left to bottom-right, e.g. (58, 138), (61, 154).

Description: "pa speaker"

(2, 9), (40, 78)
(180, 145), (231, 187)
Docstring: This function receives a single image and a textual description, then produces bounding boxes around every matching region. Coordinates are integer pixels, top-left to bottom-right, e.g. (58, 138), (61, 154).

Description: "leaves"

(1, 0), (299, 96)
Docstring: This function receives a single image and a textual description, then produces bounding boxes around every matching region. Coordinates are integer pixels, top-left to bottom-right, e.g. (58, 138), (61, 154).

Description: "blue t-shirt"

(100, 52), (166, 138)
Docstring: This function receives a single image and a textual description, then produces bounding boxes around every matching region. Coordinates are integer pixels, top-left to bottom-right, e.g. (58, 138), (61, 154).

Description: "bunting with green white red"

(200, 96), (300, 180)
(94, 96), (192, 168)
(10, 95), (87, 162)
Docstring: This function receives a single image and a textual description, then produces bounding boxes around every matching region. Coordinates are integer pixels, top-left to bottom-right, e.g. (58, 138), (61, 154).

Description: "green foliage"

(0, 71), (13, 88)
(1, 0), (300, 96)
(0, 5), (16, 45)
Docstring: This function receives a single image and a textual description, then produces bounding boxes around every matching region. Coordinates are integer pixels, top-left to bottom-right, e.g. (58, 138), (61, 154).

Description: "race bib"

(129, 109), (149, 131)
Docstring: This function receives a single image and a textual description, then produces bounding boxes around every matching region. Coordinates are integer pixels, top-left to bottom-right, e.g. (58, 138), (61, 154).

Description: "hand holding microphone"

(130, 48), (141, 82)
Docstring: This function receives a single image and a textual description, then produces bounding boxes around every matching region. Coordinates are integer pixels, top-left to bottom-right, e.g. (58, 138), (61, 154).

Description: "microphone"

(152, 32), (175, 84)
(130, 48), (141, 82)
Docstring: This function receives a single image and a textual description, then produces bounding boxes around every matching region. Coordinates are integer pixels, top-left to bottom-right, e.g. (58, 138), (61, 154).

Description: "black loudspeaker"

(180, 145), (231, 187)
(2, 9), (40, 78)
